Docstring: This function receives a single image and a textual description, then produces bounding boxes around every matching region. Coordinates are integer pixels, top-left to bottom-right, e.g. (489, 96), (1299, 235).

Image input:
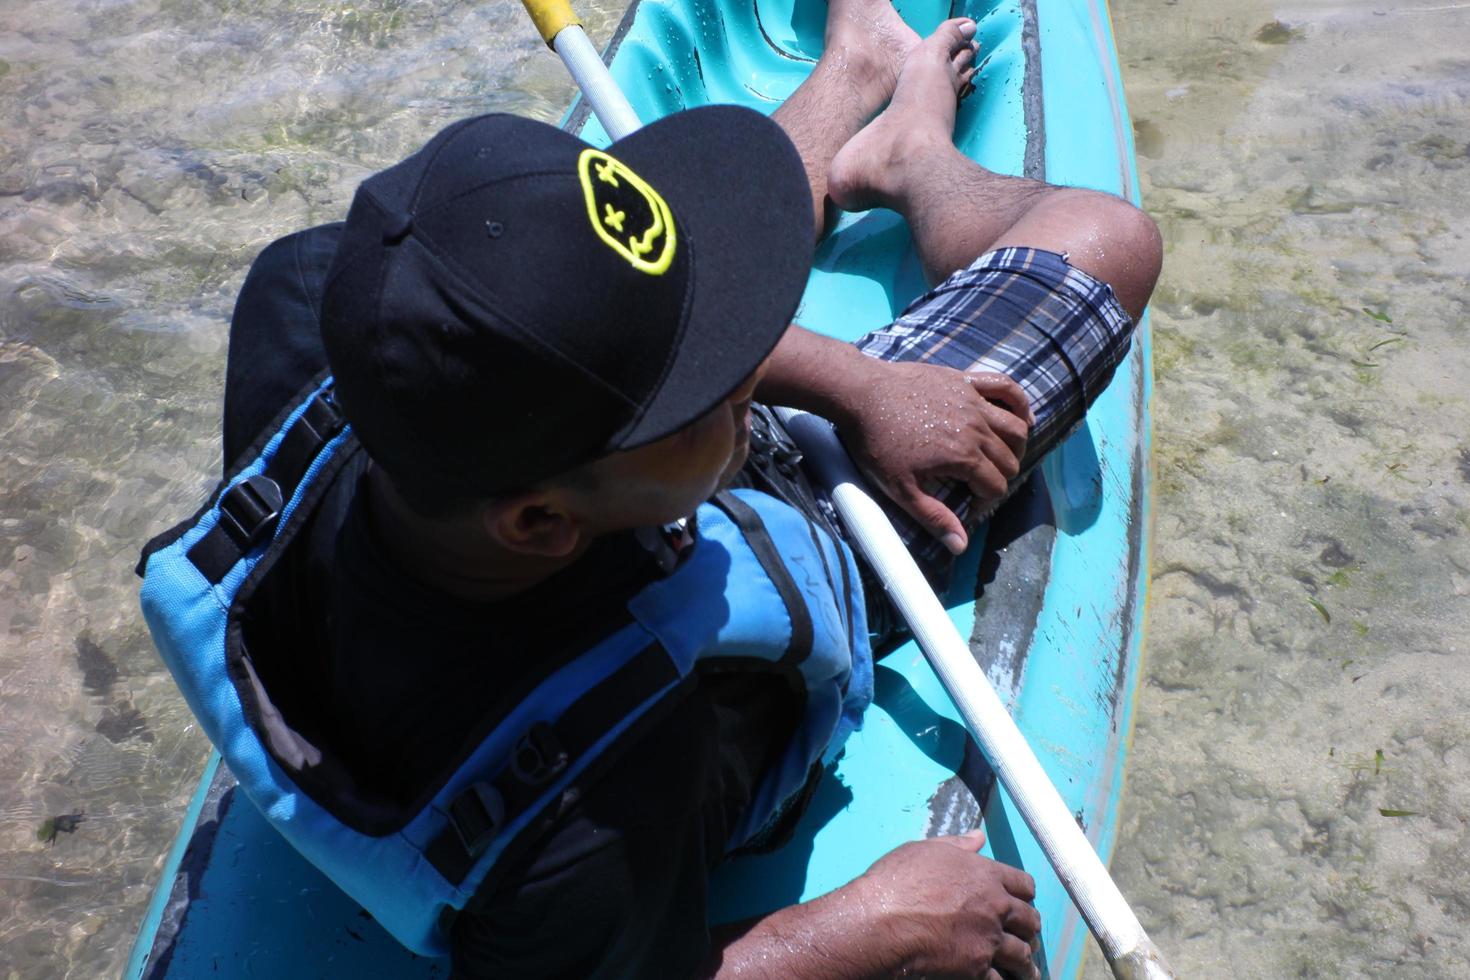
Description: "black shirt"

(223, 225), (800, 977)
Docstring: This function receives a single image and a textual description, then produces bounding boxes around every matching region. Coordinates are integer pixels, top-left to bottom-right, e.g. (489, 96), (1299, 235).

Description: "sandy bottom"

(1090, 1), (1470, 976)
(0, 1), (623, 975)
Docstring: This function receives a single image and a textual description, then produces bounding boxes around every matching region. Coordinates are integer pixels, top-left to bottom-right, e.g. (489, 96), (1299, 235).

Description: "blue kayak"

(126, 0), (1150, 976)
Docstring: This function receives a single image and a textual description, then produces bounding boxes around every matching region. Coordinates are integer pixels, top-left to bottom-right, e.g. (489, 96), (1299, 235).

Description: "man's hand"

(856, 830), (1041, 979)
(757, 327), (1033, 556)
(705, 829), (1041, 979)
(835, 360), (1032, 554)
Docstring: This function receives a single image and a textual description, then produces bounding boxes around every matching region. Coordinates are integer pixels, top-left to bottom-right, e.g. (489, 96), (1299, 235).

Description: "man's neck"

(364, 465), (589, 602)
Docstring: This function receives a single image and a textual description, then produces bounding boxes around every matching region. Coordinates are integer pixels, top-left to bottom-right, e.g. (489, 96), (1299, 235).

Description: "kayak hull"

(127, 1), (1150, 977)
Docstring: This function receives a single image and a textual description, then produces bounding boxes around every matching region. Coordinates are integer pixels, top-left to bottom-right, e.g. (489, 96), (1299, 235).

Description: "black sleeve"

(451, 693), (721, 979)
(451, 678), (798, 980)
(452, 805), (715, 979)
(222, 222), (344, 465)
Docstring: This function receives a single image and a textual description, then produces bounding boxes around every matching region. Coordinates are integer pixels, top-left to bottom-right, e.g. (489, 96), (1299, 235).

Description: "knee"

(1110, 197), (1163, 305)
(1061, 190), (1162, 323)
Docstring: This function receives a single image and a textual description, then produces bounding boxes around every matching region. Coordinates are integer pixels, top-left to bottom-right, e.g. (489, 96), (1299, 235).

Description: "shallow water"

(0, 2), (624, 975)
(1095, 0), (1470, 976)
(0, 0), (1466, 977)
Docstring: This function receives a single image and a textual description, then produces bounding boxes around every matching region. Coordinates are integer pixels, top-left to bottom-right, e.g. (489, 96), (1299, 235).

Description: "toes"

(933, 16), (976, 51)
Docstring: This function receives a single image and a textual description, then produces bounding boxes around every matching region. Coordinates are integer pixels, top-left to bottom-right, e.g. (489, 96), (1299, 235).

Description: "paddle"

(519, 3), (1175, 977)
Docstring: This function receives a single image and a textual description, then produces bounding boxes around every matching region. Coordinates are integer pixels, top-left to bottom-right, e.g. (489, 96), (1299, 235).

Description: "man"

(142, 3), (1160, 977)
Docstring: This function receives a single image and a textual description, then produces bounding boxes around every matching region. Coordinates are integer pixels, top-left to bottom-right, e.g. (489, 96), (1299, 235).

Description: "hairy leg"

(828, 26), (1162, 320)
(771, 1), (934, 236)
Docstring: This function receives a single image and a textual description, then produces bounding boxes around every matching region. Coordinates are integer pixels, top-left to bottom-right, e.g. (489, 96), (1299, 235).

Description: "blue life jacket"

(137, 377), (873, 957)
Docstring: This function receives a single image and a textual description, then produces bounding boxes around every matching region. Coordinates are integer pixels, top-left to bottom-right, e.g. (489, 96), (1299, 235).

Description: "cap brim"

(603, 106), (815, 449)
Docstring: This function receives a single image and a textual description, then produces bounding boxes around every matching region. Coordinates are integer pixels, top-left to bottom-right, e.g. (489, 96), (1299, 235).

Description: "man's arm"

(757, 324), (1032, 555)
(702, 831), (1041, 980)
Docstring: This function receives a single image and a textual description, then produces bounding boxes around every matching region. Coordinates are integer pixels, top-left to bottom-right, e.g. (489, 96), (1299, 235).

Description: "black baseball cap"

(320, 106), (814, 498)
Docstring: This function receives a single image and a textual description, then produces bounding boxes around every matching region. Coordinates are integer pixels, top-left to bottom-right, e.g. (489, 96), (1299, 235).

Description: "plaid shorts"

(852, 246), (1135, 575)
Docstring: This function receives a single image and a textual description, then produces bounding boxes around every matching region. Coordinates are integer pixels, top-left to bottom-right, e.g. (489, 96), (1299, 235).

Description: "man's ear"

(483, 491), (585, 558)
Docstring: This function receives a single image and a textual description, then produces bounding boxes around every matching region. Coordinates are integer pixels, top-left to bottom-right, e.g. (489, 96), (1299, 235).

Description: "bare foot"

(827, 19), (979, 212)
(822, 0), (922, 117)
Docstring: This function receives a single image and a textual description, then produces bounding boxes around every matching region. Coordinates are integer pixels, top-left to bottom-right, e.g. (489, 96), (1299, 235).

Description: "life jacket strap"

(187, 391), (346, 583)
(711, 490), (815, 666)
(425, 641), (679, 886)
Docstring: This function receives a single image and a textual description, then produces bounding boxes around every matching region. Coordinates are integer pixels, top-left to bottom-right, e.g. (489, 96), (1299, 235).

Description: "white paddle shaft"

(552, 26), (643, 141)
(531, 8), (1174, 976)
(776, 410), (1174, 980)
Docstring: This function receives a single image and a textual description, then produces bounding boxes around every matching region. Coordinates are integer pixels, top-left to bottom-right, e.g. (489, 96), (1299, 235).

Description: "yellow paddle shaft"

(522, 0), (582, 47)
(520, 0), (643, 139)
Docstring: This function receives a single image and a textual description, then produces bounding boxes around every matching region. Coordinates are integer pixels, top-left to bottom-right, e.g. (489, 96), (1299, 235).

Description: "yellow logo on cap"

(578, 149), (677, 275)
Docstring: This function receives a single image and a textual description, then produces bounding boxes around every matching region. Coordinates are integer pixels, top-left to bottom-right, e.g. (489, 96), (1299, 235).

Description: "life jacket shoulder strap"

(424, 639), (682, 886)
(180, 388), (347, 583)
(709, 490), (815, 666)
(136, 369), (337, 578)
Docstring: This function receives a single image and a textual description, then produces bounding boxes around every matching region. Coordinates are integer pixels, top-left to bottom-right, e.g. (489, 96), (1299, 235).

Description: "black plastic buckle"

(217, 474), (284, 551)
(448, 782), (506, 858)
(511, 722), (569, 786)
(299, 392), (345, 443)
(773, 446), (804, 476)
